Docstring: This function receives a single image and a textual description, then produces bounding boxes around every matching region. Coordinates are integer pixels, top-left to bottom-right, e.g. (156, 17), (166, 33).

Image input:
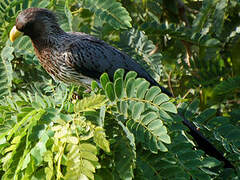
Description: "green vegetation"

(0, 0), (239, 179)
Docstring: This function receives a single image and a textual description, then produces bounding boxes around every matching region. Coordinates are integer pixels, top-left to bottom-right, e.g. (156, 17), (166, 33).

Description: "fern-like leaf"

(118, 28), (163, 80)
(65, 143), (99, 180)
(113, 120), (136, 179)
(213, 76), (240, 97)
(74, 94), (106, 112)
(83, 0), (132, 29)
(102, 69), (175, 153)
(93, 127), (110, 152)
(0, 46), (14, 98)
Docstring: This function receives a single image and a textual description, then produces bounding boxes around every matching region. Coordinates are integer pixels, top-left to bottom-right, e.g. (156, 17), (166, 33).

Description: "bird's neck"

(31, 29), (66, 52)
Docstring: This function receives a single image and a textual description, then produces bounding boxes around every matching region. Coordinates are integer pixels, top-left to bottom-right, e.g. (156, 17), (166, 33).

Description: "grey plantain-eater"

(10, 8), (233, 169)
(10, 7), (172, 96)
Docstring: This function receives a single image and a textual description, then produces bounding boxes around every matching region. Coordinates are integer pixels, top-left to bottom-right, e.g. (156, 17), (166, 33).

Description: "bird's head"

(10, 8), (61, 42)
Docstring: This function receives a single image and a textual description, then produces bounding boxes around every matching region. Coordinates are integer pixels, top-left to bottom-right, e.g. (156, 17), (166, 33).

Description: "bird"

(10, 8), (233, 168)
(9, 7), (172, 96)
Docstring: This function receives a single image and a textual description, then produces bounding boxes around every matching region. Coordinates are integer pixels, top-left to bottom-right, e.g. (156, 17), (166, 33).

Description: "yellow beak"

(10, 26), (23, 42)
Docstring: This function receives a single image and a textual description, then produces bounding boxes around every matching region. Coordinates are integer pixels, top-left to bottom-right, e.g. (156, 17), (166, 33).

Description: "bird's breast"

(34, 47), (59, 77)
(34, 46), (95, 87)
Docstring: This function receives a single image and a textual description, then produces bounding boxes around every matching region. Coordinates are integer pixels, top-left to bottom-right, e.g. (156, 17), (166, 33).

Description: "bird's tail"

(161, 85), (234, 168)
(180, 113), (234, 168)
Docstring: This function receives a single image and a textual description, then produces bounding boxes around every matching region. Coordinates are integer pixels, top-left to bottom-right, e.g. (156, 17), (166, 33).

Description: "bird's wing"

(64, 32), (172, 96)
(65, 32), (156, 82)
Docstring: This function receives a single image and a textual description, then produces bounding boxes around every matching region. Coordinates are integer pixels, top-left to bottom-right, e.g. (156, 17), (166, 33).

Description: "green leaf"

(224, 128), (240, 141)
(119, 100), (128, 116)
(202, 157), (221, 168)
(79, 144), (97, 154)
(91, 80), (100, 91)
(192, 0), (216, 32)
(145, 86), (161, 101)
(125, 71), (137, 83)
(100, 73), (110, 89)
(157, 141), (168, 152)
(99, 105), (106, 127)
(128, 105), (171, 153)
(212, 0), (227, 37)
(212, 76), (240, 100)
(136, 80), (150, 99)
(132, 102), (144, 120)
(126, 78), (135, 98)
(0, 47), (13, 98)
(64, 0), (73, 31)
(1, 46), (14, 61)
(114, 121), (136, 179)
(74, 94), (106, 112)
(21, 153), (30, 170)
(31, 0), (50, 7)
(195, 108), (216, 123)
(159, 109), (173, 122)
(31, 146), (42, 165)
(142, 112), (158, 125)
(66, 136), (79, 144)
(203, 38), (220, 47)
(82, 160), (95, 172)
(82, 168), (94, 179)
(158, 133), (171, 144)
(83, 0), (132, 29)
(160, 102), (177, 114)
(35, 93), (46, 109)
(7, 109), (39, 141)
(105, 82), (115, 101)
(114, 68), (125, 81)
(148, 133), (158, 153)
(66, 143), (99, 180)
(148, 119), (163, 130)
(185, 99), (200, 119)
(153, 93), (170, 105)
(93, 127), (110, 152)
(114, 78), (124, 99)
(81, 151), (98, 161)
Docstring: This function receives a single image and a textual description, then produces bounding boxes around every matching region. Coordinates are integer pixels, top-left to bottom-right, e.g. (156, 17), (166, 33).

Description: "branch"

(177, 0), (193, 67)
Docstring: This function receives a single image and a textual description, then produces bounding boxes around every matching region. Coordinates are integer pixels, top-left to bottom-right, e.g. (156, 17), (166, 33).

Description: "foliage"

(0, 0), (239, 179)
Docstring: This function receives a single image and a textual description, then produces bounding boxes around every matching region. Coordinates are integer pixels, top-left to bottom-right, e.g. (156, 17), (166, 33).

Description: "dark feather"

(15, 8), (172, 95)
(65, 32), (172, 95)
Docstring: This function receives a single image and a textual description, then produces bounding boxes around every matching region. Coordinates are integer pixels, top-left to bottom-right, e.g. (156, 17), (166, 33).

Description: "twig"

(181, 40), (192, 67)
(72, 8), (84, 15)
(167, 71), (175, 97)
(182, 88), (192, 99)
(149, 44), (159, 56)
(177, 0), (193, 67)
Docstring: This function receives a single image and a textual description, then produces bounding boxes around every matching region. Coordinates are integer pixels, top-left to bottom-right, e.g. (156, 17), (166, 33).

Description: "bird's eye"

(25, 21), (34, 29)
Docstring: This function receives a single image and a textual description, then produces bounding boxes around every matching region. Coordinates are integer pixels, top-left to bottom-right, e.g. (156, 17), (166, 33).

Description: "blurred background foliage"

(0, 0), (239, 179)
